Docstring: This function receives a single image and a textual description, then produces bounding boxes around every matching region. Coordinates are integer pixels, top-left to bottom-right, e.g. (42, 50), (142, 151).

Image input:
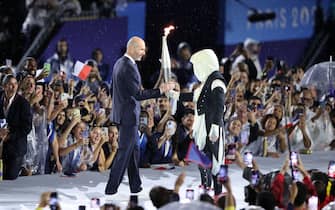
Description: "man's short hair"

(2, 74), (16, 86)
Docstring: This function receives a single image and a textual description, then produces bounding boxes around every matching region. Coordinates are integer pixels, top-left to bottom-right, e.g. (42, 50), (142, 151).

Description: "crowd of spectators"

(0, 35), (335, 209)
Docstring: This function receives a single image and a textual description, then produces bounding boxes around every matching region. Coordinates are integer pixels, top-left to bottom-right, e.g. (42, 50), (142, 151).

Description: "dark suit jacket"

(0, 91), (32, 157)
(111, 56), (161, 126)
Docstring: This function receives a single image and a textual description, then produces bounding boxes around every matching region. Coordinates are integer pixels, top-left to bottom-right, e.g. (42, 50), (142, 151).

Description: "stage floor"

(0, 151), (333, 210)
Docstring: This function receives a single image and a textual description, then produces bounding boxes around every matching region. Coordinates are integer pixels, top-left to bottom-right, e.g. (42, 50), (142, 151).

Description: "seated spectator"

(289, 105), (313, 152)
(154, 96), (170, 129)
(88, 127), (108, 172)
(236, 105), (250, 145)
(54, 110), (67, 135)
(245, 114), (286, 157)
(59, 121), (89, 175)
(225, 118), (242, 147)
(176, 108), (194, 161)
(149, 118), (182, 165)
(138, 110), (154, 168)
(101, 125), (119, 170)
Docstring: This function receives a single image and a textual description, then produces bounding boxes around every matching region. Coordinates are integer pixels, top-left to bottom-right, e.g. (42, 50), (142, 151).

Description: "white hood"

(190, 49), (219, 82)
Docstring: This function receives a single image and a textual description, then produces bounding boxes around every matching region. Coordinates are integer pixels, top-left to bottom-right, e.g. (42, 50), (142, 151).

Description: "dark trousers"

(105, 125), (141, 194)
(198, 139), (222, 195)
(198, 166), (222, 195)
(3, 155), (24, 180)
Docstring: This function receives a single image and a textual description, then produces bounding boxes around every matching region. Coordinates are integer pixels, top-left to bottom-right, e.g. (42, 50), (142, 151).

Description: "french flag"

(185, 142), (212, 168)
(73, 61), (92, 80)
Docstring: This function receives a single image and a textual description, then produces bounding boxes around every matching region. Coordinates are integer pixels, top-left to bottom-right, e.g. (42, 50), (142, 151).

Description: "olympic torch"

(161, 25), (177, 114)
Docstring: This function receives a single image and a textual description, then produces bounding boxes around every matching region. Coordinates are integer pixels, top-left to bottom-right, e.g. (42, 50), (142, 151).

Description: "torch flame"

(164, 25), (175, 36)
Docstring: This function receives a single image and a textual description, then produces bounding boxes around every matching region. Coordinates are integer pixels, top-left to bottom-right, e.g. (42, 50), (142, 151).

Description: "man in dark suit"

(105, 36), (175, 194)
(0, 74), (32, 180)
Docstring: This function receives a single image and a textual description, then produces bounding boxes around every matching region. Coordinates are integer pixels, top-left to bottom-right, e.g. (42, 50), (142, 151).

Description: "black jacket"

(0, 92), (32, 157)
(180, 71), (226, 133)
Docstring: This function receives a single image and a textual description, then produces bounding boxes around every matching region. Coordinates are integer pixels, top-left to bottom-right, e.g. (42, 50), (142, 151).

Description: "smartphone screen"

(251, 170), (260, 186)
(102, 127), (108, 137)
(244, 152), (253, 168)
(61, 93), (69, 101)
(328, 160), (335, 178)
(44, 63), (51, 72)
(226, 144), (236, 160)
(293, 169), (300, 181)
(290, 151), (298, 169)
(217, 164), (228, 183)
(139, 117), (148, 126)
(186, 189), (194, 200)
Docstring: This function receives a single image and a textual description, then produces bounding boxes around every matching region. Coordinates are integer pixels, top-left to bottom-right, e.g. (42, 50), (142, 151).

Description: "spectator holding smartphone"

(59, 121), (88, 175)
(138, 110), (154, 168)
(100, 125), (119, 170)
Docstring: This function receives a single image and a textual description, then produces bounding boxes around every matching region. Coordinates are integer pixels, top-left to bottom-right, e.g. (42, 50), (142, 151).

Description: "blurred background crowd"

(1, 0), (335, 209)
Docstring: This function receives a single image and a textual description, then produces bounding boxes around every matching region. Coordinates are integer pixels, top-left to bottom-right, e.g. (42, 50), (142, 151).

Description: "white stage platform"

(0, 151), (334, 210)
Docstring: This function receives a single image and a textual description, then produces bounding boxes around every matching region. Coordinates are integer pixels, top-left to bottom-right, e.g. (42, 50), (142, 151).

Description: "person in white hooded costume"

(168, 49), (227, 195)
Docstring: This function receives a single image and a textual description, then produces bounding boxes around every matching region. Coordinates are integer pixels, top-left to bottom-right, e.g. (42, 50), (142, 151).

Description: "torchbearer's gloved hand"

(208, 124), (219, 142)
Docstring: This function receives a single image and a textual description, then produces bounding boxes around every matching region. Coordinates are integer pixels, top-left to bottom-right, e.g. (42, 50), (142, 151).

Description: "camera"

(217, 164), (228, 183)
